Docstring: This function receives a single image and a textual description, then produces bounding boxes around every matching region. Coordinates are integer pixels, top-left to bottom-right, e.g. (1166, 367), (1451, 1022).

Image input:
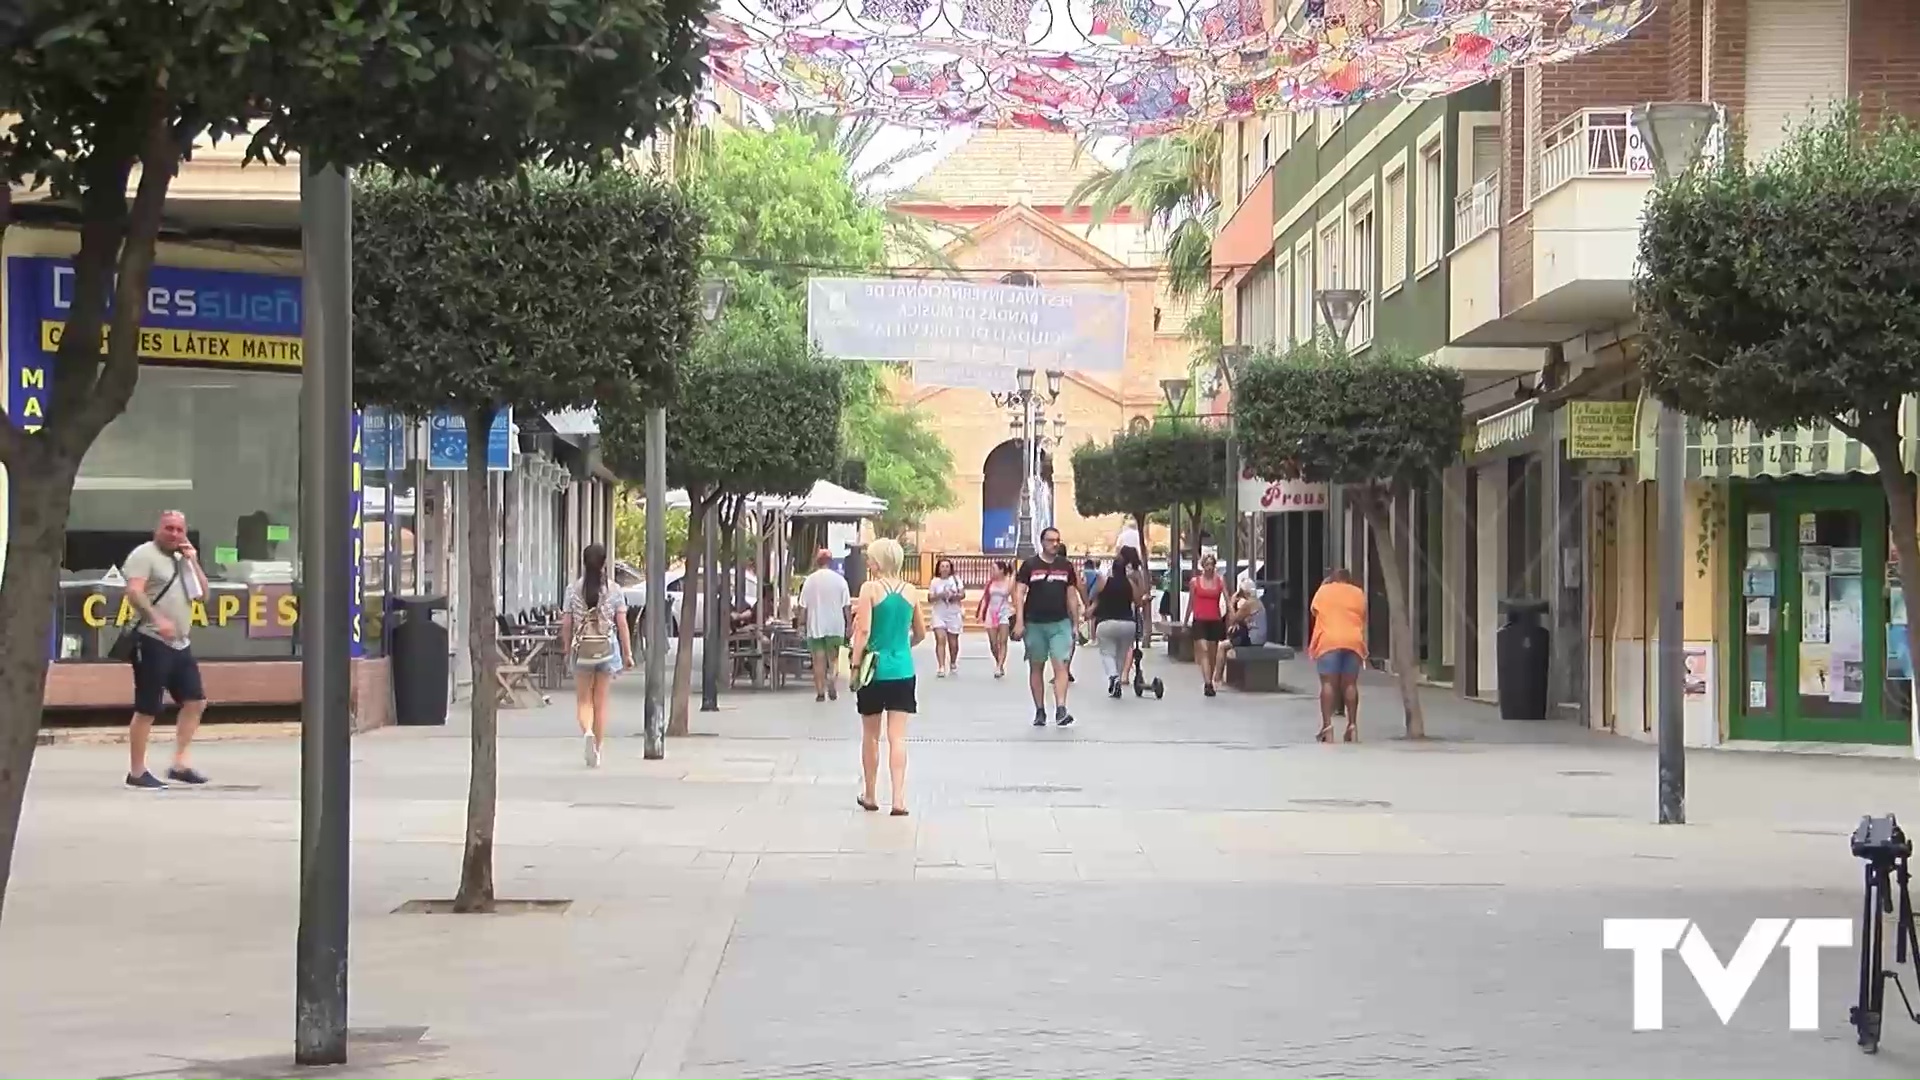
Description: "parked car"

(619, 561), (760, 639)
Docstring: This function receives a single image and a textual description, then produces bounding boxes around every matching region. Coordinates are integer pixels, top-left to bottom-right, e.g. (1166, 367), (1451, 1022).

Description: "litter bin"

(1496, 598), (1551, 720)
(391, 595), (450, 726)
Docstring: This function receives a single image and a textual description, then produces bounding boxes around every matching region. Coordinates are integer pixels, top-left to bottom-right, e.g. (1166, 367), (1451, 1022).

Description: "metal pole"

(294, 162), (351, 1067)
(1223, 435), (1239, 590)
(701, 502), (720, 712)
(642, 407), (667, 760)
(1656, 402), (1687, 824)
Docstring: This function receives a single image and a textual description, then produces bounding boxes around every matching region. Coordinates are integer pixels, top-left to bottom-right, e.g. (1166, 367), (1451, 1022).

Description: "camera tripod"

(1850, 814), (1920, 1053)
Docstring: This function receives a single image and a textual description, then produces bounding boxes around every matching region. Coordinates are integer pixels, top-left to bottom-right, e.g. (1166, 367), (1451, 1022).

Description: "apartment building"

(1220, 0), (1920, 750)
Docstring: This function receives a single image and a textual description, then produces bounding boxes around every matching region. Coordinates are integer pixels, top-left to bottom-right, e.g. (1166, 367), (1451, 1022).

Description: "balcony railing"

(1453, 173), (1499, 249)
(1531, 108), (1652, 201)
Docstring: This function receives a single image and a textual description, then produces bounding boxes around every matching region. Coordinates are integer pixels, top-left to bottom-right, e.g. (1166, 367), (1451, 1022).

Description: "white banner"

(911, 361), (1017, 391)
(808, 276), (1129, 370)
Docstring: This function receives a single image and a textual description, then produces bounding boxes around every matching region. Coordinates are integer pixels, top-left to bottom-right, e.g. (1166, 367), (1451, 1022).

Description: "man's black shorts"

(132, 638), (206, 716)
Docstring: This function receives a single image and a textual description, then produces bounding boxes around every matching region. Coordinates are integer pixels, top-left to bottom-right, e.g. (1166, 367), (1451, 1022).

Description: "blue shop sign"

(427, 407), (513, 472)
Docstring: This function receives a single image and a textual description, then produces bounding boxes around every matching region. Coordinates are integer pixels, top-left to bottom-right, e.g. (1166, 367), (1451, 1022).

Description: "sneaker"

(126, 771), (166, 789)
(165, 766), (208, 785)
(828, 686), (838, 701)
(583, 733), (598, 767)
(1203, 683), (1217, 698)
(1056, 706), (1075, 728)
(1033, 708), (1048, 727)
(816, 692), (826, 703)
(1107, 676), (1120, 697)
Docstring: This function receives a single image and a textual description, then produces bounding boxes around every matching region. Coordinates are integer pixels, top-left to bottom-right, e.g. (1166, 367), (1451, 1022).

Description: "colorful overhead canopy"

(706, 0), (1653, 136)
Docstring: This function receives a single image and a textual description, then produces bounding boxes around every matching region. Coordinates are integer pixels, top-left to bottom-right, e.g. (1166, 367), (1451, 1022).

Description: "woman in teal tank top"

(850, 538), (926, 816)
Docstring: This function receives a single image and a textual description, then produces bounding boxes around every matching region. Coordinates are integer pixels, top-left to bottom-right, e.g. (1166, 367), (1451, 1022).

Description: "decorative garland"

(706, 0), (1654, 135)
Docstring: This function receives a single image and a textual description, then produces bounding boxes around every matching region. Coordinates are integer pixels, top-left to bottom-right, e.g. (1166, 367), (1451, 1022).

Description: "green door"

(1729, 482), (1903, 744)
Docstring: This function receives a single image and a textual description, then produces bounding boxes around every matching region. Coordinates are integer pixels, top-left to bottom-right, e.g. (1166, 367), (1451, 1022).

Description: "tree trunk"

(1357, 484), (1426, 739)
(453, 407), (500, 913)
(1858, 418), (1920, 744)
(669, 496), (706, 736)
(0, 458), (80, 922)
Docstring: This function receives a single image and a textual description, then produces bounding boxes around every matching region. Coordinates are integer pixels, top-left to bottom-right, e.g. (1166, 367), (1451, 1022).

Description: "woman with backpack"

(561, 542), (633, 768)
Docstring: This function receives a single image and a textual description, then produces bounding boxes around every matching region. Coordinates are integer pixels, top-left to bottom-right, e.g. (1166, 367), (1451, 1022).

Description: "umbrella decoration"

(705, 0), (1654, 136)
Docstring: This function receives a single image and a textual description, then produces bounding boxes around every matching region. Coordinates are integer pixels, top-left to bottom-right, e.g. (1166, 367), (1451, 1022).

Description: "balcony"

(1448, 174), (1500, 341)
(1453, 108), (1652, 347)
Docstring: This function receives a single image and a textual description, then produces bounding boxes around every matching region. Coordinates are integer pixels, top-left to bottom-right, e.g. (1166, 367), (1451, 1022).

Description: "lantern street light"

(1315, 288), (1364, 350)
(995, 367), (1066, 557)
(1216, 345), (1255, 590)
(1631, 101), (1723, 828)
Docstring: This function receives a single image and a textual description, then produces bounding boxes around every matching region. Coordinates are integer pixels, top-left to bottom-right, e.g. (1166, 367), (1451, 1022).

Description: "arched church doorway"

(981, 439), (1054, 553)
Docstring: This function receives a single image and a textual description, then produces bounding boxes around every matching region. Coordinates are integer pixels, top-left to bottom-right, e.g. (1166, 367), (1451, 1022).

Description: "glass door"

(1731, 482), (1900, 743)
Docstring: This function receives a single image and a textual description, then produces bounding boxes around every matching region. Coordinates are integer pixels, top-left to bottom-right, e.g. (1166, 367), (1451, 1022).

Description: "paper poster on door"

(1749, 680), (1768, 709)
(1891, 627), (1914, 681)
(1747, 512), (1771, 549)
(1744, 550), (1776, 597)
(1832, 649), (1866, 705)
(1745, 597), (1772, 636)
(1829, 575), (1864, 652)
(1800, 513), (1818, 543)
(1892, 587), (1908, 627)
(1801, 573), (1828, 643)
(1683, 646), (1710, 697)
(1803, 545), (1832, 574)
(1798, 644), (1832, 696)
(1833, 547), (1864, 574)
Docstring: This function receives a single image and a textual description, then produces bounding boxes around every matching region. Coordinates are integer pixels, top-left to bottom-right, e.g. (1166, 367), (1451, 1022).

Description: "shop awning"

(544, 408), (598, 443)
(1635, 396), (1919, 480)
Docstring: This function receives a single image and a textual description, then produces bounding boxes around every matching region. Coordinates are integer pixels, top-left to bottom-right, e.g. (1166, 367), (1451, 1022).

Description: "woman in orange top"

(1308, 567), (1367, 743)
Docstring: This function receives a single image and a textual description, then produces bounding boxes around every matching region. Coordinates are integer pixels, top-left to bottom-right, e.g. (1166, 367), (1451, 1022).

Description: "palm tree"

(1064, 126), (1222, 308)
(778, 112), (968, 273)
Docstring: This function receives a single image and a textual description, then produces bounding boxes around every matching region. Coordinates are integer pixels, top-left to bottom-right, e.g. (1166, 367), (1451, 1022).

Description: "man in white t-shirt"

(1116, 521), (1141, 558)
(797, 548), (852, 702)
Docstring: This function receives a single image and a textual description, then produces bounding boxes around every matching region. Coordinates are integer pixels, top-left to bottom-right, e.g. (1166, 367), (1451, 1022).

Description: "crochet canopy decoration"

(705, 0), (1654, 135)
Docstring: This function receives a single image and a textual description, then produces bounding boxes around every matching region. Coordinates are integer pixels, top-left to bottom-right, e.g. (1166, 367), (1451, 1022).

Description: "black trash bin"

(1496, 598), (1551, 720)
(391, 595), (450, 726)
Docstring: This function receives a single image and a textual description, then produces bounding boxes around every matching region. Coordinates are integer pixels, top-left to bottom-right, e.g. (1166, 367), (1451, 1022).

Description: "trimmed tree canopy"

(353, 169), (705, 415)
(1635, 103), (1920, 434)
(599, 313), (847, 503)
(3, 0), (708, 192)
(1234, 340), (1464, 489)
(1116, 423), (1228, 510)
(1071, 440), (1121, 518)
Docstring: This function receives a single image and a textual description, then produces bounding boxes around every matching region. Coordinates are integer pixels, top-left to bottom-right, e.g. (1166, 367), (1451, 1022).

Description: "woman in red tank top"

(1187, 553), (1228, 697)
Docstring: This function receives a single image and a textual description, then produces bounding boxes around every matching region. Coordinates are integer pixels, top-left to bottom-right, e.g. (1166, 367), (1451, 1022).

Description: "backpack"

(574, 602), (614, 664)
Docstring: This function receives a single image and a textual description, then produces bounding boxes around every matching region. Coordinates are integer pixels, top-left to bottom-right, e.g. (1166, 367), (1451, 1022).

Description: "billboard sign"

(808, 276), (1128, 372)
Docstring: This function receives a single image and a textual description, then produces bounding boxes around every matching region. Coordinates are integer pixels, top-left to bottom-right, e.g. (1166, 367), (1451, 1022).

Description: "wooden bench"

(1224, 644), (1295, 692)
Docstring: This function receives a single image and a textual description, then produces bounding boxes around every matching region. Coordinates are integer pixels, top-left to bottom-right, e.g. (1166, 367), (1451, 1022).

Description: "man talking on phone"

(120, 510), (212, 788)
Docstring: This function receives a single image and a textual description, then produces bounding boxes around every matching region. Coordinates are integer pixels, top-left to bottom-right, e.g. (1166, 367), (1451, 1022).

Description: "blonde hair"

(867, 537), (905, 577)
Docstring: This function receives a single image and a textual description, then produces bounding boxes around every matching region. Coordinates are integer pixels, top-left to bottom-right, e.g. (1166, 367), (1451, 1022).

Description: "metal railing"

(1532, 108), (1650, 201)
(1453, 173), (1499, 248)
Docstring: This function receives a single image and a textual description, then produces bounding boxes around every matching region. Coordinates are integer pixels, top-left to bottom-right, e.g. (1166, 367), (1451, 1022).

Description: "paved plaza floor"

(6, 642), (1920, 1077)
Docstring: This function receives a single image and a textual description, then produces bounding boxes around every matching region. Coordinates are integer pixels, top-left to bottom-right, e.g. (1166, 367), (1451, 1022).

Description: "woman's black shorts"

(856, 676), (917, 716)
(1193, 618), (1227, 642)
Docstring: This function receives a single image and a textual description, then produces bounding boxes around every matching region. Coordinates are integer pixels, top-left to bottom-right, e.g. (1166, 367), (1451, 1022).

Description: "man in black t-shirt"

(1013, 526), (1086, 727)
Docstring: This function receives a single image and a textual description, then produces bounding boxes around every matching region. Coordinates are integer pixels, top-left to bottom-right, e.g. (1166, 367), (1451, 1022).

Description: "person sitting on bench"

(1226, 580), (1268, 648)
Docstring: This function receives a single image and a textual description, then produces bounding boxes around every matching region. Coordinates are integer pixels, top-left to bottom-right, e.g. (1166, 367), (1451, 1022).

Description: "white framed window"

(1383, 158), (1409, 292)
(1318, 106), (1344, 145)
(1293, 235), (1315, 340)
(1346, 189), (1376, 347)
(1276, 252), (1294, 345)
(1237, 121), (1252, 201)
(1293, 108), (1312, 142)
(1415, 132), (1444, 273)
(1259, 115), (1273, 174)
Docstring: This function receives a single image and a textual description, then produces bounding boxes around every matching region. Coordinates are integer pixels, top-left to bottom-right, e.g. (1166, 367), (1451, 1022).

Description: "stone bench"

(1224, 643), (1295, 692)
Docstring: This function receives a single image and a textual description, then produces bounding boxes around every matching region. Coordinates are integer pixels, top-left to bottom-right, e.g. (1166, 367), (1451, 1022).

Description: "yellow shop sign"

(80, 591), (300, 630)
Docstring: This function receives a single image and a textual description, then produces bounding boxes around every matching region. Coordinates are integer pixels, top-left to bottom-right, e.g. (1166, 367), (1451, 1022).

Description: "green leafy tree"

(1236, 340), (1464, 738)
(844, 371), (956, 534)
(614, 491), (689, 567)
(1127, 423), (1227, 567)
(599, 315), (845, 735)
(353, 169), (703, 912)
(0, 0), (706, 921)
(1636, 102), (1920, 684)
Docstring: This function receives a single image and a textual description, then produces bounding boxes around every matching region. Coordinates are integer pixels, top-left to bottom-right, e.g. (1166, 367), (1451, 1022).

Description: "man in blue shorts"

(1013, 526), (1087, 727)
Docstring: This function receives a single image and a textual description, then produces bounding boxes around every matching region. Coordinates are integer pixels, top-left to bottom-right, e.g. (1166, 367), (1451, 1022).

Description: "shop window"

(57, 366), (301, 660)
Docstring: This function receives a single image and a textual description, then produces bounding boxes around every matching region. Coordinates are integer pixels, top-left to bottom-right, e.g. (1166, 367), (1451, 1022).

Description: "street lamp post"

(294, 162), (352, 1069)
(1313, 289), (1364, 568)
(694, 280), (732, 716)
(1216, 346), (1254, 591)
(992, 367), (1063, 558)
(646, 278), (729, 752)
(1160, 377), (1191, 626)
(1631, 101), (1721, 826)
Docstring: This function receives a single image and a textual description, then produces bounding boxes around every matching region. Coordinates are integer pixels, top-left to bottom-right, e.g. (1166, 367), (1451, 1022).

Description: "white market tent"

(653, 479), (886, 519)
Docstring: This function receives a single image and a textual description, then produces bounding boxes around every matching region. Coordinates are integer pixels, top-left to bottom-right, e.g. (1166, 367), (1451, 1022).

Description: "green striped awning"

(1635, 396), (1918, 480)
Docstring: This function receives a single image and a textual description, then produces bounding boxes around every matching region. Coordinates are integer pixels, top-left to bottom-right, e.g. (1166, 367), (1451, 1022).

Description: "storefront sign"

(1565, 400), (1636, 458)
(6, 257), (303, 432)
(427, 407), (512, 471)
(78, 589), (300, 631)
(350, 412), (365, 659)
(1237, 465), (1328, 513)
